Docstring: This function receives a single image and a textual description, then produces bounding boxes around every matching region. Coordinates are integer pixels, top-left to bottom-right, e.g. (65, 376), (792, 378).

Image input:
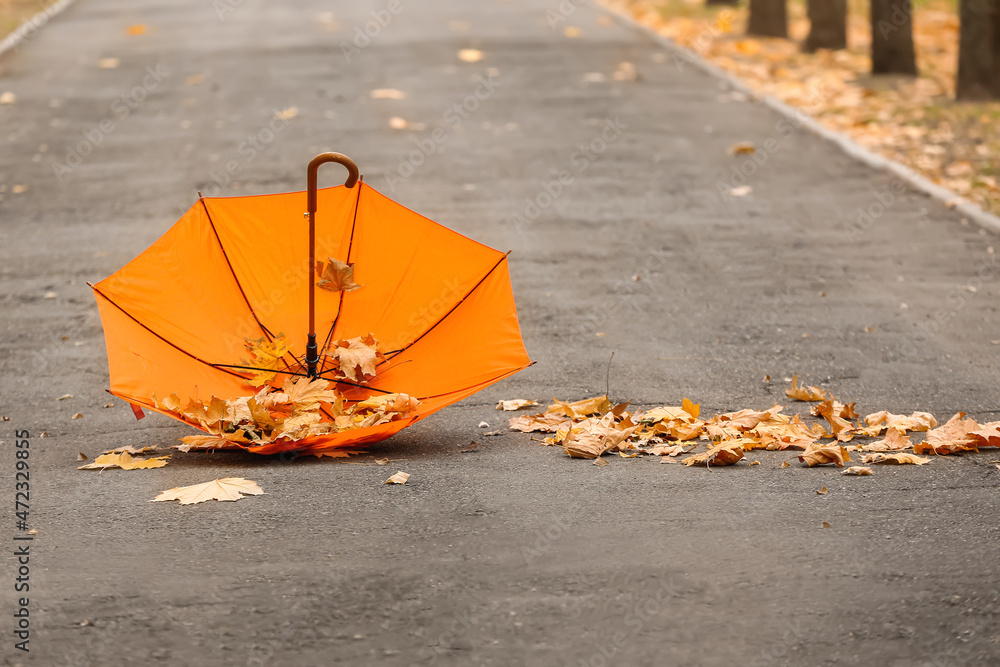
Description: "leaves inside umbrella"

(316, 258), (362, 293)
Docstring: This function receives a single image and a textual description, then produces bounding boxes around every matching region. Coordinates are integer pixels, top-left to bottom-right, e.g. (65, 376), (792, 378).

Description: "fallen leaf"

(459, 441), (479, 453)
(612, 61), (637, 81)
(497, 399), (539, 411)
(79, 452), (170, 470)
(240, 334), (291, 386)
(798, 442), (850, 467)
(816, 487), (828, 495)
(375, 458), (389, 465)
(916, 412), (979, 454)
(859, 428), (912, 452)
(388, 116), (408, 129)
(103, 445), (159, 455)
(98, 57), (120, 69)
(71, 413), (83, 419)
(593, 457), (609, 466)
(316, 258), (362, 293)
(57, 394), (73, 401)
(313, 449), (367, 459)
(861, 452), (931, 465)
(385, 471), (410, 484)
(175, 434), (243, 452)
(330, 334), (381, 383)
(564, 26), (581, 37)
(547, 395), (611, 419)
(152, 478), (263, 505)
(483, 430), (503, 436)
(457, 48), (484, 62)
(842, 466), (873, 476)
(103, 402), (115, 408)
(77, 452), (88, 461)
(126, 24), (146, 36)
(822, 521), (832, 528)
(968, 421), (1000, 448)
(682, 441), (745, 467)
(786, 374), (826, 401)
(727, 185), (752, 197)
(479, 421), (490, 428)
(370, 88), (406, 100)
(729, 141), (756, 155)
(0, 91), (16, 105)
(749, 460), (760, 466)
(185, 74), (204, 86)
(274, 107), (298, 120)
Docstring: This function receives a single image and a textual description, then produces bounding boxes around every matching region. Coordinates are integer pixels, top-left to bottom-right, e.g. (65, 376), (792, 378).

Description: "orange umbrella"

(90, 153), (531, 454)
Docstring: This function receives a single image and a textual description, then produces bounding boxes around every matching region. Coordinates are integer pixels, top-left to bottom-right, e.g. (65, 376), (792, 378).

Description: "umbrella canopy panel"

(93, 182), (531, 450)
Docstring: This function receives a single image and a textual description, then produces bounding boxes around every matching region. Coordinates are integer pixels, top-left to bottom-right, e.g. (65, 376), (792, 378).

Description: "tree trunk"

(706, 0), (739, 5)
(870, 0), (918, 74)
(748, 0), (788, 38)
(804, 0), (847, 51)
(956, 0), (1000, 100)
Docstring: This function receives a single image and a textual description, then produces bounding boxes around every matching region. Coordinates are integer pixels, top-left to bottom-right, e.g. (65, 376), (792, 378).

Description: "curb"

(598, 0), (1000, 235)
(0, 0), (76, 60)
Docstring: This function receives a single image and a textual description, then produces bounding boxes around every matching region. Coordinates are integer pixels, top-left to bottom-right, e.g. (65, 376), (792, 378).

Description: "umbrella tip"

(197, 191), (204, 199)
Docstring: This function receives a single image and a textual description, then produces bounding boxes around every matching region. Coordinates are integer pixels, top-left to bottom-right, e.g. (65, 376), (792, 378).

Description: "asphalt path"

(1, 0), (999, 665)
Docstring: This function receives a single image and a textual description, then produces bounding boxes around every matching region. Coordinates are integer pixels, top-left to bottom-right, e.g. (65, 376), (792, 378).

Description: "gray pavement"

(2, 0), (999, 665)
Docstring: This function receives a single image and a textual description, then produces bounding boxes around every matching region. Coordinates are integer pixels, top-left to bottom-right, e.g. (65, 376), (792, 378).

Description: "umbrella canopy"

(91, 153), (531, 454)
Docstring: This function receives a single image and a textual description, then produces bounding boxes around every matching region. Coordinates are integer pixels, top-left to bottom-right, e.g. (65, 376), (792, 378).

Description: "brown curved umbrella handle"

(307, 152), (359, 214)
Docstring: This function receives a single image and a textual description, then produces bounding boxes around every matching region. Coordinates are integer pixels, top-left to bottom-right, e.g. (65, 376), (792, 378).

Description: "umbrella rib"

(378, 253), (510, 366)
(91, 285), (251, 383)
(414, 364), (533, 402)
(318, 181), (364, 361)
(200, 197), (308, 371)
(211, 363), (394, 394)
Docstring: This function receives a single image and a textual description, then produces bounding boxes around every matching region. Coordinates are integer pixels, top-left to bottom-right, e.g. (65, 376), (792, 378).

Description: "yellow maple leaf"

(546, 395), (611, 419)
(316, 258), (362, 293)
(915, 412), (979, 455)
(240, 334), (291, 386)
(682, 441), (745, 466)
(797, 442), (851, 467)
(175, 434), (243, 452)
(508, 413), (571, 433)
(151, 478), (264, 505)
(859, 428), (912, 452)
(79, 451), (170, 470)
(281, 376), (340, 412)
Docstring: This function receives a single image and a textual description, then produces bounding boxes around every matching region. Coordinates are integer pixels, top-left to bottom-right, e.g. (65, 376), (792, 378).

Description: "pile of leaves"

(508, 375), (1000, 469)
(601, 0), (1000, 214)
(152, 374), (419, 452)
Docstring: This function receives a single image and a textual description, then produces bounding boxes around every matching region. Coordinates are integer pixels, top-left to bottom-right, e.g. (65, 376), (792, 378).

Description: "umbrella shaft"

(307, 211), (317, 378)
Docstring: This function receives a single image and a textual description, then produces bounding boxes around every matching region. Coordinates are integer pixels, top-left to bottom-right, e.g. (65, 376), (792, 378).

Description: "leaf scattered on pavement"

(843, 466), (873, 476)
(152, 478), (264, 505)
(861, 452), (931, 466)
(496, 399), (539, 411)
(384, 471), (410, 484)
(786, 375), (826, 401)
(79, 452), (170, 470)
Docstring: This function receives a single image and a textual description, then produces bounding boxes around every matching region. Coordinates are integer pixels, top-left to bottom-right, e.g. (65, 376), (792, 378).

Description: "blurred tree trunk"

(956, 0), (1000, 99)
(748, 0), (788, 37)
(871, 0), (917, 74)
(804, 0), (847, 51)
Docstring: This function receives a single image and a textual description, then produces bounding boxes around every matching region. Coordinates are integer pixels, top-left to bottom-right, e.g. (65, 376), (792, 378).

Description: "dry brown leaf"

(497, 399), (539, 411)
(459, 441), (479, 453)
(916, 412), (980, 455)
(563, 415), (636, 459)
(968, 421), (1000, 448)
(798, 441), (850, 467)
(57, 394), (73, 401)
(175, 434), (243, 452)
(79, 451), (170, 470)
(813, 398), (854, 441)
(729, 141), (755, 155)
(547, 395), (611, 419)
(786, 374), (825, 401)
(842, 466), (873, 476)
(370, 88), (406, 99)
(457, 48), (484, 62)
(331, 334), (382, 383)
(682, 441), (745, 467)
(859, 428), (912, 452)
(384, 471), (410, 484)
(864, 410), (938, 434)
(312, 449), (367, 459)
(274, 107), (298, 120)
(77, 452), (88, 461)
(316, 258), (362, 293)
(375, 458), (389, 466)
(593, 457), (610, 466)
(72, 413), (83, 419)
(508, 413), (570, 433)
(648, 444), (691, 456)
(816, 487), (828, 495)
(861, 452), (931, 465)
(822, 521), (832, 528)
(152, 478), (263, 505)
